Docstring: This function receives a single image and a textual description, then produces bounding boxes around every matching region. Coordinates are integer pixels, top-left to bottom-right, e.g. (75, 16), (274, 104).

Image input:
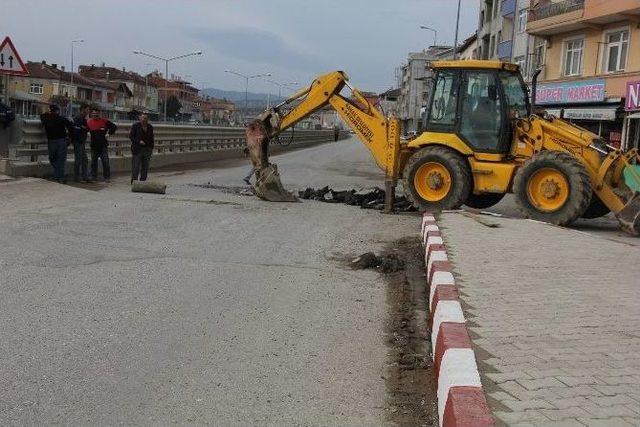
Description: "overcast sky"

(3, 0), (479, 94)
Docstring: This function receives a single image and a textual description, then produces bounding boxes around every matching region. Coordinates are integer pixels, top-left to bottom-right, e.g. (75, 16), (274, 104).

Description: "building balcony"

(497, 40), (513, 60)
(528, 0), (585, 35)
(501, 0), (516, 17)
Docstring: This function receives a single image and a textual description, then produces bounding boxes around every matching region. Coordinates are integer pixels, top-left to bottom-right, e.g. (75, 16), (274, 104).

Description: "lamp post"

(453, 0), (462, 60)
(419, 26), (438, 47)
(133, 49), (203, 122)
(69, 39), (83, 116)
(225, 70), (271, 121)
(264, 79), (299, 107)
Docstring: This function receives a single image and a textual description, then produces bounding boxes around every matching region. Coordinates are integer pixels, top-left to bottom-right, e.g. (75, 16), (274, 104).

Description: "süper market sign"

(535, 79), (605, 105)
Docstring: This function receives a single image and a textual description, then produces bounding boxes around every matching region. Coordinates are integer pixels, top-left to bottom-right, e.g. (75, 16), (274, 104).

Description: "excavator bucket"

(616, 191), (640, 236)
(254, 163), (298, 202)
(245, 119), (298, 202)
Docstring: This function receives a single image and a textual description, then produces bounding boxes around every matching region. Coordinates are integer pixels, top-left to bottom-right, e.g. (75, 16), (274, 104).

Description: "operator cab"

(423, 60), (530, 154)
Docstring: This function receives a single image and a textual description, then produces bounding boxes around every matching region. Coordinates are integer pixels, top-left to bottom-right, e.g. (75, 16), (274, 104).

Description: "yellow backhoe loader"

(247, 60), (640, 235)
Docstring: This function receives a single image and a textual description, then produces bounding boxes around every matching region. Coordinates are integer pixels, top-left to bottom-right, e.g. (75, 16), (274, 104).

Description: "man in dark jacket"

(129, 112), (154, 184)
(40, 104), (74, 183)
(71, 103), (90, 182)
(86, 108), (117, 182)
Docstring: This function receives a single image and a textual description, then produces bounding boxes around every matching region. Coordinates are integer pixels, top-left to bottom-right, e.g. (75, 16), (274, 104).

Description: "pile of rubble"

(351, 252), (405, 273)
(298, 186), (417, 212)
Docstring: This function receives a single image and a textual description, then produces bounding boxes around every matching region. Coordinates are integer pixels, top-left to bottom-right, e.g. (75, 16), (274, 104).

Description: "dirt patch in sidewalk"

(382, 237), (438, 426)
(334, 237), (437, 425)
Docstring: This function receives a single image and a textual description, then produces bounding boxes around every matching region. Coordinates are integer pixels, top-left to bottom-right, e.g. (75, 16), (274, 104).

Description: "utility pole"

(70, 39), (83, 116)
(133, 49), (203, 122)
(453, 0), (462, 59)
(225, 70), (271, 123)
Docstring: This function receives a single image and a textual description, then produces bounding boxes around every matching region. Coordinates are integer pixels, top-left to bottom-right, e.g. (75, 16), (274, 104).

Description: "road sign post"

(0, 36), (29, 104)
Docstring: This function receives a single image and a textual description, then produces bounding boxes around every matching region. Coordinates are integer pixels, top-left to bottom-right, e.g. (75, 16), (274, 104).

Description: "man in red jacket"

(86, 108), (117, 182)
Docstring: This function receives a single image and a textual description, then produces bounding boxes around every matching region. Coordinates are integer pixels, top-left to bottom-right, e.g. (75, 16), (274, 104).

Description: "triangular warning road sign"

(0, 37), (28, 76)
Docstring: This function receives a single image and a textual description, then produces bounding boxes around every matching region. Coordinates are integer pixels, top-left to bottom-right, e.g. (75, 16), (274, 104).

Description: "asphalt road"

(0, 138), (429, 425)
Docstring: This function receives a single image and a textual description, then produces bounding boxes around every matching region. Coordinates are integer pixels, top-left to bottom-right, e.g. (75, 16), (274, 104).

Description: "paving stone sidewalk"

(439, 212), (640, 427)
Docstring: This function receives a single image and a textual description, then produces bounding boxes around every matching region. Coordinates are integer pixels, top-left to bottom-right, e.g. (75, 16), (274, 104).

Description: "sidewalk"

(438, 212), (640, 426)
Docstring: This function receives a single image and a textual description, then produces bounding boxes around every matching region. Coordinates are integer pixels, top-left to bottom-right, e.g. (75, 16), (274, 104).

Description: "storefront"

(622, 80), (640, 151)
(535, 79), (624, 147)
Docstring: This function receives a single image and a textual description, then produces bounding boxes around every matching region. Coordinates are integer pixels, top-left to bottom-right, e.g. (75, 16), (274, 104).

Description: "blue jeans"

(47, 138), (67, 181)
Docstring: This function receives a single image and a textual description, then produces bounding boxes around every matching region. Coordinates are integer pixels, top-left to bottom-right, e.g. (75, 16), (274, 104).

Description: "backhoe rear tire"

(403, 146), (472, 212)
(581, 195), (611, 219)
(465, 193), (506, 209)
(513, 151), (592, 226)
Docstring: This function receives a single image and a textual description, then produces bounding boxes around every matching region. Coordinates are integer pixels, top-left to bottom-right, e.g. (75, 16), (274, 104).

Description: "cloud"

(185, 26), (326, 73)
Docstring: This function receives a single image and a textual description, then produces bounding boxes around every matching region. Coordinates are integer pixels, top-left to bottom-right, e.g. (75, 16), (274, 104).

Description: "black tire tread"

(513, 151), (592, 226)
(403, 146), (472, 211)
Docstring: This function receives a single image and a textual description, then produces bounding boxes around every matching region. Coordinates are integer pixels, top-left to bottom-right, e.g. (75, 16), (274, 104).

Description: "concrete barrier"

(0, 119), (347, 177)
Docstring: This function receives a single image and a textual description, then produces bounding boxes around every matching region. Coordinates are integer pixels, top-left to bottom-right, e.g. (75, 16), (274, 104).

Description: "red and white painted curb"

(421, 214), (494, 427)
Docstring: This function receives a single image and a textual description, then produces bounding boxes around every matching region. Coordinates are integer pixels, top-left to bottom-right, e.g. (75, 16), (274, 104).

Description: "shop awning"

(543, 106), (618, 121)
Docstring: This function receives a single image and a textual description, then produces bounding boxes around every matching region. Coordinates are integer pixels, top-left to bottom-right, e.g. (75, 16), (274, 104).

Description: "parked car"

(0, 102), (16, 128)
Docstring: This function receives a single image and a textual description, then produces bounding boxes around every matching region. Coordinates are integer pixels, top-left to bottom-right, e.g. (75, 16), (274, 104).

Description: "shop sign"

(563, 108), (616, 121)
(625, 80), (640, 111)
(535, 79), (605, 105)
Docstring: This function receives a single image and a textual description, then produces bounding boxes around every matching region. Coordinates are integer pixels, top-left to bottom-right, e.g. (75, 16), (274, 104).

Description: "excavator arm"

(254, 71), (402, 210)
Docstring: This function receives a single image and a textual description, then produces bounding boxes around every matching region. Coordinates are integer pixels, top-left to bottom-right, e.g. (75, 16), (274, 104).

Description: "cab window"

(459, 71), (503, 152)
(427, 70), (459, 131)
(499, 71), (529, 119)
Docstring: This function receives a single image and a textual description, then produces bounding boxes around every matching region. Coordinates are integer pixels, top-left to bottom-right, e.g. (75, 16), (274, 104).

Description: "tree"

(165, 95), (182, 119)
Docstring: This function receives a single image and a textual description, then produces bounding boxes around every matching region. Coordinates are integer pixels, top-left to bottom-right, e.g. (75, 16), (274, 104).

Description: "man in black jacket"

(40, 104), (74, 183)
(129, 112), (154, 184)
(71, 104), (90, 182)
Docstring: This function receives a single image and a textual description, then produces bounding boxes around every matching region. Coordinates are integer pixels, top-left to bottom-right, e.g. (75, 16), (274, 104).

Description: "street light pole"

(453, 0), (462, 60)
(133, 49), (203, 122)
(225, 70), (271, 122)
(419, 26), (438, 47)
(264, 79), (299, 104)
(70, 39), (83, 115)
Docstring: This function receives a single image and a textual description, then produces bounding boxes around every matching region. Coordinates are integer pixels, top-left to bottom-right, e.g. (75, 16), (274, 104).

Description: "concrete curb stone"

(421, 213), (494, 427)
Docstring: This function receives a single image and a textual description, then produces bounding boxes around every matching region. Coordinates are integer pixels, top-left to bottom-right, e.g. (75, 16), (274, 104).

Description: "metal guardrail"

(529, 0), (584, 21)
(8, 120), (344, 164)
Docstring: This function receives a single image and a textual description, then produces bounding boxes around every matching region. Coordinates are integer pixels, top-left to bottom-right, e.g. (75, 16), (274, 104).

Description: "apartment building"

(79, 64), (159, 117)
(396, 46), (453, 134)
(478, 0), (544, 79)
(7, 61), (122, 118)
(527, 0), (640, 148)
(148, 72), (200, 120)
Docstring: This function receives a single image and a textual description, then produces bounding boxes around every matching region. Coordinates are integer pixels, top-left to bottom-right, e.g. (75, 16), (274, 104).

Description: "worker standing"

(87, 108), (117, 182)
(129, 112), (155, 184)
(71, 103), (90, 182)
(39, 104), (74, 183)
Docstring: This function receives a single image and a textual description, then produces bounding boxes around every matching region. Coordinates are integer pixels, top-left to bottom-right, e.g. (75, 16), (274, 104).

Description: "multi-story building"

(78, 64), (159, 117)
(396, 46), (453, 134)
(148, 72), (199, 120)
(527, 0), (640, 148)
(478, 0), (544, 80)
(7, 61), (123, 118)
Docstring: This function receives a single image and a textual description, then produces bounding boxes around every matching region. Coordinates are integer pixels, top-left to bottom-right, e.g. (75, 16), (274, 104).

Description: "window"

(29, 83), (43, 94)
(459, 71), (503, 152)
(604, 29), (629, 73)
(563, 38), (584, 76)
(518, 9), (528, 33)
(499, 71), (529, 119)
(490, 35), (496, 58)
(427, 70), (459, 130)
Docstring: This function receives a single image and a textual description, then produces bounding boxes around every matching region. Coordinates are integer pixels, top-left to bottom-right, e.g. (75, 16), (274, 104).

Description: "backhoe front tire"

(403, 146), (472, 212)
(465, 193), (506, 209)
(513, 151), (592, 226)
